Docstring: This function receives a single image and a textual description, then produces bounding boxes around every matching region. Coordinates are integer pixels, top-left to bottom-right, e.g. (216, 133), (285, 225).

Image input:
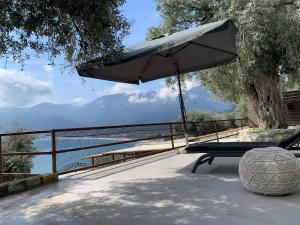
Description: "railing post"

(241, 119), (245, 129)
(248, 119), (257, 128)
(214, 121), (219, 142)
(169, 123), (174, 149)
(0, 135), (2, 183)
(51, 130), (57, 175)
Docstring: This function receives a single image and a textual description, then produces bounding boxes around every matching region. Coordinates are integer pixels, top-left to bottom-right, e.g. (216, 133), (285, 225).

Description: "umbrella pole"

(176, 71), (189, 147)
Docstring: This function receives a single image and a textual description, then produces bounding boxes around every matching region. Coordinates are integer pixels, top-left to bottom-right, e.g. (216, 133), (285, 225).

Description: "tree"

(149, 0), (300, 129)
(174, 110), (216, 136)
(2, 125), (36, 173)
(0, 0), (130, 67)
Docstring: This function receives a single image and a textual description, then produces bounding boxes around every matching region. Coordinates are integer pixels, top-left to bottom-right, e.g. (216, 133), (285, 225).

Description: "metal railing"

(0, 119), (249, 182)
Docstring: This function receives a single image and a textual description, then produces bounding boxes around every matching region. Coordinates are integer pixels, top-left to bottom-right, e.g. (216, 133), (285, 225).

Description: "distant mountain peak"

(0, 86), (232, 130)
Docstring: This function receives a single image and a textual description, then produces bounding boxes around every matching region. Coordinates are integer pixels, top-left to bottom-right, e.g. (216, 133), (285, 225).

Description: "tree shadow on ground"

(1, 156), (300, 225)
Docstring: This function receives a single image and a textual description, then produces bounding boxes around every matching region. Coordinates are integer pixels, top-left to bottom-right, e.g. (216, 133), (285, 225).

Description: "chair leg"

(191, 153), (213, 173)
(208, 156), (215, 165)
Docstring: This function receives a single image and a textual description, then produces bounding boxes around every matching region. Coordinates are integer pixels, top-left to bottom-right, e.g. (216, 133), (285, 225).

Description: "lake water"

(32, 138), (135, 174)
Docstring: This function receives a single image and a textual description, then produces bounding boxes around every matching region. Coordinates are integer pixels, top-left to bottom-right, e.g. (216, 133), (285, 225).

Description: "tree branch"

(273, 0), (299, 9)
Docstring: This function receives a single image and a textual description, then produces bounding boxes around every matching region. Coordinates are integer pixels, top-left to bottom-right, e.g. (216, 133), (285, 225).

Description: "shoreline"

(36, 136), (132, 141)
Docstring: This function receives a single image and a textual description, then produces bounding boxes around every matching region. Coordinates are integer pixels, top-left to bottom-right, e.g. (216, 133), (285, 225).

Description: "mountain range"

(0, 86), (233, 130)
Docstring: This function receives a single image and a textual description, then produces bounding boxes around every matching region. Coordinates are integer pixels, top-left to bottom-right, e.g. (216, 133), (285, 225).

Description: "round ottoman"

(239, 147), (300, 195)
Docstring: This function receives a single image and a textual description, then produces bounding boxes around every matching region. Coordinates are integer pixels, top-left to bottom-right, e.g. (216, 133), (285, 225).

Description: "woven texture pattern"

(239, 147), (300, 195)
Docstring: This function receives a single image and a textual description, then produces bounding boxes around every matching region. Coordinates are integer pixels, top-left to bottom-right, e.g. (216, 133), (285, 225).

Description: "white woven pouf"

(239, 147), (300, 195)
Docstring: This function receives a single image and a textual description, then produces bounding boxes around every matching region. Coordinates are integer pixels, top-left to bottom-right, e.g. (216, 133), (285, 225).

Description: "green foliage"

(0, 0), (130, 67)
(179, 111), (216, 135)
(174, 110), (245, 136)
(151, 0), (300, 85)
(232, 97), (248, 119)
(216, 105), (248, 121)
(150, 0), (300, 128)
(175, 110), (215, 123)
(2, 126), (36, 173)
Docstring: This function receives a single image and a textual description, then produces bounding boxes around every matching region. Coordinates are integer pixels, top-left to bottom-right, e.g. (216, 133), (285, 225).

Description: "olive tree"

(149, 0), (300, 128)
(0, 0), (130, 67)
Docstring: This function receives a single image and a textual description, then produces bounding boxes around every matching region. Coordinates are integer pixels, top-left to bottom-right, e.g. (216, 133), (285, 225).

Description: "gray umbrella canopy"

(76, 19), (237, 84)
(76, 19), (238, 146)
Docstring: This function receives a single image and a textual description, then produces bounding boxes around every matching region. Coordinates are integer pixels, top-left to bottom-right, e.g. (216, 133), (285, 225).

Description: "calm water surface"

(32, 138), (135, 174)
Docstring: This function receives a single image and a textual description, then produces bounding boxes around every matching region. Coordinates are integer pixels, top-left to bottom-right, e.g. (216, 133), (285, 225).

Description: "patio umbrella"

(76, 19), (238, 146)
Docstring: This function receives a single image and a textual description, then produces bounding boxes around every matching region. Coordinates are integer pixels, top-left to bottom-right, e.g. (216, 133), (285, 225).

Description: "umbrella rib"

(169, 42), (192, 57)
(155, 43), (192, 58)
(140, 54), (154, 75)
(190, 42), (238, 56)
(155, 42), (237, 59)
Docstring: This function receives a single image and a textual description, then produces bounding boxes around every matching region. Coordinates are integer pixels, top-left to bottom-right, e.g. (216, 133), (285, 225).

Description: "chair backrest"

(278, 129), (300, 149)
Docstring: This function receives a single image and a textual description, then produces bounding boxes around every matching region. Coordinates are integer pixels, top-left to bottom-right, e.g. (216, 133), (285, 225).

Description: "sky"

(0, 0), (177, 108)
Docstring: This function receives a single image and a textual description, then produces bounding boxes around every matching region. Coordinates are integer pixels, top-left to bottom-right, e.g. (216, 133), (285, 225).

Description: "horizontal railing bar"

(57, 119), (248, 134)
(55, 127), (170, 138)
(53, 122), (176, 133)
(0, 126), (245, 156)
(1, 173), (41, 176)
(0, 151), (52, 156)
(218, 133), (239, 139)
(58, 148), (174, 175)
(56, 135), (172, 154)
(200, 133), (239, 143)
(0, 130), (51, 137)
(0, 133), (187, 156)
(0, 119), (248, 137)
(187, 119), (247, 124)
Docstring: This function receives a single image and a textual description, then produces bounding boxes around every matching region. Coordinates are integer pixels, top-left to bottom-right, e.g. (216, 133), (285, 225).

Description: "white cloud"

(128, 95), (148, 104)
(0, 69), (53, 107)
(98, 83), (141, 97)
(100, 83), (175, 104)
(154, 86), (178, 102)
(98, 83), (146, 104)
(97, 80), (199, 104)
(43, 64), (54, 73)
(152, 80), (198, 102)
(185, 80), (198, 91)
(70, 97), (85, 105)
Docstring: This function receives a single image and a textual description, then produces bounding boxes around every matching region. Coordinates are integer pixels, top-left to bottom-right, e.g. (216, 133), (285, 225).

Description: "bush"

(174, 111), (216, 136)
(174, 110), (247, 136)
(2, 126), (36, 173)
(177, 110), (215, 123)
(215, 112), (238, 130)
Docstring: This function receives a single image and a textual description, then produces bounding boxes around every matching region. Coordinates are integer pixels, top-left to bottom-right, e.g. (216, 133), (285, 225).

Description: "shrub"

(174, 111), (216, 136)
(173, 110), (247, 136)
(2, 126), (36, 173)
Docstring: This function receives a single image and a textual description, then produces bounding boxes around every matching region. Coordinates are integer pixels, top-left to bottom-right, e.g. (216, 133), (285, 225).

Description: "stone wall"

(0, 174), (58, 197)
(239, 128), (297, 142)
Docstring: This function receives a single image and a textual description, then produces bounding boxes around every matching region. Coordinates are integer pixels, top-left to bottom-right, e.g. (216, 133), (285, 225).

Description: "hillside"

(0, 86), (232, 130)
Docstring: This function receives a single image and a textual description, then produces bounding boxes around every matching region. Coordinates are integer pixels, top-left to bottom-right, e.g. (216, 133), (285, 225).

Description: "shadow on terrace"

(1, 152), (300, 225)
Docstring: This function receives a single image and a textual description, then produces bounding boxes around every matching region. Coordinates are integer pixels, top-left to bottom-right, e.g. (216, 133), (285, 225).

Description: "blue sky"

(0, 0), (173, 108)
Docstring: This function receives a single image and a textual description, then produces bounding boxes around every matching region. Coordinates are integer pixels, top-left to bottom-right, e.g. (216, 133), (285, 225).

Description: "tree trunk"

(246, 74), (287, 129)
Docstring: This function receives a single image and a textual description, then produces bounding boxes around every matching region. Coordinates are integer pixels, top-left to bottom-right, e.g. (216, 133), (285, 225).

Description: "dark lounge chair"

(186, 129), (300, 173)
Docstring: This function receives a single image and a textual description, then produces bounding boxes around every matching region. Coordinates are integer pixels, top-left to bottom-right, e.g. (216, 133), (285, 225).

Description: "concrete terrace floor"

(1, 151), (300, 225)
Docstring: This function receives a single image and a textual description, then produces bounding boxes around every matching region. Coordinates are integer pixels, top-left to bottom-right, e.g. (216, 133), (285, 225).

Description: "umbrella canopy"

(76, 19), (238, 146)
(76, 19), (237, 84)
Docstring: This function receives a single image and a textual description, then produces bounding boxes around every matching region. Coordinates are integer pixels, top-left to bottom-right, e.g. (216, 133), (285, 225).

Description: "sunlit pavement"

(1, 150), (300, 225)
